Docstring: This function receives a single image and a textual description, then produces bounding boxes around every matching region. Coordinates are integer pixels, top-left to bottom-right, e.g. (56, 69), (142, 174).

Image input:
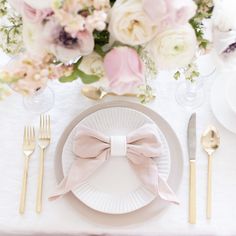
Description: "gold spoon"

(201, 125), (220, 219)
(81, 86), (155, 100)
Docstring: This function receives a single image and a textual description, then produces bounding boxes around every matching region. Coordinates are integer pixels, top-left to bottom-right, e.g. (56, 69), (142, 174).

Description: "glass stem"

(185, 80), (198, 102)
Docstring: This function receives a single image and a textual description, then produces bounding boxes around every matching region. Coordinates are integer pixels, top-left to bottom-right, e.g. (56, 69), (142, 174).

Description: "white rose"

(147, 24), (197, 70)
(79, 52), (105, 77)
(108, 0), (158, 46)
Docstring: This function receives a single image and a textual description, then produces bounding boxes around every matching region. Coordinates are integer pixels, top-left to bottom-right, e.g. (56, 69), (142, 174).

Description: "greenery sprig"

(189, 0), (214, 50)
(0, 0), (23, 55)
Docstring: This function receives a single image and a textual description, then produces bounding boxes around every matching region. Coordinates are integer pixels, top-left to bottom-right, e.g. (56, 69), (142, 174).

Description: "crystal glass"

(23, 86), (55, 114)
(175, 52), (216, 109)
(175, 77), (205, 109)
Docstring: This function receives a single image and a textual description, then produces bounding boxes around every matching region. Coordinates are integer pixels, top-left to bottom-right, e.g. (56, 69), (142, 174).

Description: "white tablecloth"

(0, 52), (236, 236)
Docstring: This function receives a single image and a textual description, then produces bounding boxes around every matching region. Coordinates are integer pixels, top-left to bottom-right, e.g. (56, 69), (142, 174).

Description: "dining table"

(0, 51), (236, 236)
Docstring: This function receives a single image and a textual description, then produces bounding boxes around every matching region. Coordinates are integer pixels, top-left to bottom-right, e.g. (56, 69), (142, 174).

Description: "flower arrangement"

(0, 0), (213, 102)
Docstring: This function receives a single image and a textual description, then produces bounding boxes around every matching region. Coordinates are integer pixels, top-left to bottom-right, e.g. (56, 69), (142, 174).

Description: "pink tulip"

(104, 47), (144, 95)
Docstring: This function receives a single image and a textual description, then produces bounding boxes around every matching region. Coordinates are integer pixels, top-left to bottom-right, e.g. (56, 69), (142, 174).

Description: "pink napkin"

(49, 124), (179, 204)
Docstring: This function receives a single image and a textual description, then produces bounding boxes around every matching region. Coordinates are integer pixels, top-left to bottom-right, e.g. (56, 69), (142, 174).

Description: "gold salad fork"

(36, 115), (51, 213)
(19, 126), (36, 214)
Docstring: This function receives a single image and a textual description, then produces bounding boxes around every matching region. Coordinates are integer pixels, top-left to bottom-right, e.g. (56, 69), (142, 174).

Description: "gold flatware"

(187, 113), (197, 224)
(19, 126), (35, 214)
(81, 86), (155, 100)
(201, 125), (220, 219)
(36, 115), (51, 213)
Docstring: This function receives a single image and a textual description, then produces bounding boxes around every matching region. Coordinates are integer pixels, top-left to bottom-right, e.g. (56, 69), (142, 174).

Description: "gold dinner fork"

(19, 126), (35, 214)
(36, 115), (51, 213)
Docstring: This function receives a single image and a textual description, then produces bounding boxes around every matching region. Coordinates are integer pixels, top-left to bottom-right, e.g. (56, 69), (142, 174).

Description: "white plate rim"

(61, 107), (171, 214)
(211, 76), (236, 134)
(54, 101), (183, 217)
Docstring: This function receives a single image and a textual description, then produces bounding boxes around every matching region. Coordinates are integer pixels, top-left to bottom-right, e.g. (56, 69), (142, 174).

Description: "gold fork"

(36, 115), (51, 213)
(19, 126), (36, 214)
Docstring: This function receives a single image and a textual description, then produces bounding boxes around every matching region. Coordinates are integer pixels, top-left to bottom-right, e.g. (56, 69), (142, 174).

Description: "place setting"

(17, 100), (221, 226)
(1, 0), (236, 235)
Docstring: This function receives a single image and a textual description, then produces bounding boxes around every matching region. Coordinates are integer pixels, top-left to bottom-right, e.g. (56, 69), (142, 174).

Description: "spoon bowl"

(201, 125), (220, 219)
(201, 126), (220, 155)
(81, 86), (106, 100)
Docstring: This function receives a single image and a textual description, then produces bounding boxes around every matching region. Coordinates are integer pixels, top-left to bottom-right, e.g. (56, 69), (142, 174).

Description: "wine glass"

(175, 52), (216, 109)
(23, 86), (55, 114)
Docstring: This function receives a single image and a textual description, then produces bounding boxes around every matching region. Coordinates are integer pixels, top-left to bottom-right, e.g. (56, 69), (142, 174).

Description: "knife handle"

(189, 160), (196, 224)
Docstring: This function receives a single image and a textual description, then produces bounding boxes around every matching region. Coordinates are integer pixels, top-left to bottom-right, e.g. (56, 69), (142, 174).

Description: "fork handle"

(19, 156), (29, 214)
(36, 148), (45, 213)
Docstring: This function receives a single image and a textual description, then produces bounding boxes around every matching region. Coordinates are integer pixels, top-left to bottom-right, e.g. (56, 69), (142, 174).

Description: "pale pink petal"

(104, 47), (144, 95)
(143, 0), (168, 22)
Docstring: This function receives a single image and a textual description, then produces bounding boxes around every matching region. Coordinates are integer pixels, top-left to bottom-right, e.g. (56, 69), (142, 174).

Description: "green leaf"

(94, 45), (106, 57)
(174, 71), (181, 80)
(77, 69), (100, 84)
(59, 70), (80, 83)
(59, 58), (82, 83)
(59, 58), (100, 84)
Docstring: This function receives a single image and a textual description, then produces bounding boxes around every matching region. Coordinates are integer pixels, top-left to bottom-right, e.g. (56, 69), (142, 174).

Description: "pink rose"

(104, 47), (144, 95)
(143, 0), (196, 31)
(23, 3), (52, 23)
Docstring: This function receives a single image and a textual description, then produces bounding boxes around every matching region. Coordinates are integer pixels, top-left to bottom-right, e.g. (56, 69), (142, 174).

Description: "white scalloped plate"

(61, 107), (170, 214)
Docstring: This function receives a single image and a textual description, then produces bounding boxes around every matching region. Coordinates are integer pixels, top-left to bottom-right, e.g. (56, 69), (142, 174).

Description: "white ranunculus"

(147, 24), (197, 70)
(108, 0), (159, 46)
(79, 52), (105, 77)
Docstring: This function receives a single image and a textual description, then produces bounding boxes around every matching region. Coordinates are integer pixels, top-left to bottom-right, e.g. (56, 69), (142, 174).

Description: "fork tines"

(39, 115), (51, 139)
(23, 126), (35, 145)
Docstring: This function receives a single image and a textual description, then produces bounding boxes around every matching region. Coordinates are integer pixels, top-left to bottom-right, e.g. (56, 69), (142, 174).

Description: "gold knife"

(188, 113), (196, 224)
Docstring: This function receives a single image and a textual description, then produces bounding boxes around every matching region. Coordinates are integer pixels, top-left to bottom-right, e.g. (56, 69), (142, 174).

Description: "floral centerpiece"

(0, 0), (213, 102)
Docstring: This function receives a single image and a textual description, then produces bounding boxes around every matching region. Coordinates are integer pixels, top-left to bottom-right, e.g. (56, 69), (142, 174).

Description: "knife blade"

(188, 113), (196, 224)
(188, 113), (196, 161)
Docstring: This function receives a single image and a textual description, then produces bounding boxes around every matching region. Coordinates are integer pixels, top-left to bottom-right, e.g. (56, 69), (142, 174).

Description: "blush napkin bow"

(49, 124), (179, 204)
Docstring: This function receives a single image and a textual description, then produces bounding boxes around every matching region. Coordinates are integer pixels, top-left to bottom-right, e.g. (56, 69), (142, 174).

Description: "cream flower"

(79, 52), (105, 78)
(108, 0), (159, 46)
(147, 24), (197, 70)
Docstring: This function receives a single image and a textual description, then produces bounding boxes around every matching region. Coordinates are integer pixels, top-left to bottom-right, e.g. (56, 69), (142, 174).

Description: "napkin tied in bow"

(49, 124), (179, 204)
